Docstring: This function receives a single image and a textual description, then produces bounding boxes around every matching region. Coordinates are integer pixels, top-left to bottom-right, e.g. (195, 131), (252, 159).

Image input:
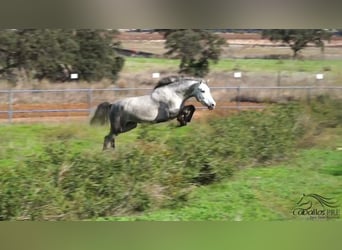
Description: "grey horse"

(90, 76), (216, 150)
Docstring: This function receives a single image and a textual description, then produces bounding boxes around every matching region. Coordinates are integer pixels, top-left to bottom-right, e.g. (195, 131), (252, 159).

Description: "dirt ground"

(0, 101), (264, 123)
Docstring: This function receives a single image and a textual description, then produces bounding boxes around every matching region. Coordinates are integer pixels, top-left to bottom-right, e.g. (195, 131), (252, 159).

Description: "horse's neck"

(151, 81), (197, 109)
(153, 82), (194, 99)
(174, 81), (198, 99)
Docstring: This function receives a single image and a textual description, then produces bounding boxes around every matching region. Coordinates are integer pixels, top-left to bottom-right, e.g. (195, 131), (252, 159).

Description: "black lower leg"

(110, 137), (115, 148)
(103, 134), (115, 150)
(185, 105), (195, 122)
(177, 105), (196, 126)
(177, 113), (186, 126)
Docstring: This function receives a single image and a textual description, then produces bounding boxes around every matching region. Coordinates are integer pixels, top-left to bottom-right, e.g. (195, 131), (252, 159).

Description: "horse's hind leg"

(121, 121), (137, 133)
(103, 107), (122, 150)
(103, 132), (115, 150)
(103, 124), (118, 150)
(103, 122), (137, 150)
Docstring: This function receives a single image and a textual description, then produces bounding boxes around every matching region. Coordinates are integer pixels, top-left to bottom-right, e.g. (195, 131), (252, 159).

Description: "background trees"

(0, 29), (336, 83)
(159, 29), (227, 77)
(73, 30), (124, 82)
(262, 29), (333, 58)
(0, 29), (124, 82)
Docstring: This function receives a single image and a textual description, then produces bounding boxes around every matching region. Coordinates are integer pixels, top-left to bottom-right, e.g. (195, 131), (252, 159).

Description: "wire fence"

(0, 86), (341, 123)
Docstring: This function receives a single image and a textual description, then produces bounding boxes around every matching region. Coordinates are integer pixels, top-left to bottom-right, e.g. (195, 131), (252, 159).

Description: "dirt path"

(0, 101), (264, 123)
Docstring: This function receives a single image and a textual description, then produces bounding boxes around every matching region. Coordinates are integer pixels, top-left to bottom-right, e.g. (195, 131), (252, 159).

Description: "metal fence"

(0, 86), (341, 123)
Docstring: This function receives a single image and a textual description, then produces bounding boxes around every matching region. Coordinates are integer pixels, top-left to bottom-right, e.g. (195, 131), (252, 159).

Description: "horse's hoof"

(103, 144), (115, 150)
(103, 147), (115, 151)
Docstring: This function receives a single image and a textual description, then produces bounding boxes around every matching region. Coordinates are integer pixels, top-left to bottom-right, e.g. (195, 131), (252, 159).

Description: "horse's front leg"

(184, 105), (195, 122)
(177, 105), (196, 126)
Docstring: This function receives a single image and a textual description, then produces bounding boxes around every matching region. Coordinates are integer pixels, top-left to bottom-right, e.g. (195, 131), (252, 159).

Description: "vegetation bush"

(297, 95), (342, 147)
(309, 95), (342, 128)
(0, 98), (340, 220)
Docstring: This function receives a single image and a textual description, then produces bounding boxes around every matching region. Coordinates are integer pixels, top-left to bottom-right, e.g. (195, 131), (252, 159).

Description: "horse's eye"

(201, 90), (205, 93)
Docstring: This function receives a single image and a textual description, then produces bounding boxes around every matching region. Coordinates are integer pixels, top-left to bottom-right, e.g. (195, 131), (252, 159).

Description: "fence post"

(8, 90), (13, 123)
(277, 71), (281, 98)
(87, 89), (93, 115)
(236, 86), (241, 113)
(306, 86), (311, 104)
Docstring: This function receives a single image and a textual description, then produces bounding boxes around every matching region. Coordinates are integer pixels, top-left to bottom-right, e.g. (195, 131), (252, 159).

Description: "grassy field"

(3, 57), (341, 92)
(120, 57), (342, 89)
(98, 125), (342, 221)
(0, 97), (341, 221)
(122, 57), (342, 74)
(99, 146), (342, 221)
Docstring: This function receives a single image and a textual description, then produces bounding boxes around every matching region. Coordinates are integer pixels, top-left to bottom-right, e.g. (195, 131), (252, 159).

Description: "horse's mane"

(154, 75), (200, 89)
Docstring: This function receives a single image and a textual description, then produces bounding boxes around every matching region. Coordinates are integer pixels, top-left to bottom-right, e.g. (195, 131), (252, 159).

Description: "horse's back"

(113, 95), (160, 122)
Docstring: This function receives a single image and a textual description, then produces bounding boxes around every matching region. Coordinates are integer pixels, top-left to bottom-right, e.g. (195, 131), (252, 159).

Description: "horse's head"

(194, 80), (216, 110)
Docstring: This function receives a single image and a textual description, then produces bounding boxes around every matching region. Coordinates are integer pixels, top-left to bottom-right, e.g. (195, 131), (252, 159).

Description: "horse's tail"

(90, 102), (112, 126)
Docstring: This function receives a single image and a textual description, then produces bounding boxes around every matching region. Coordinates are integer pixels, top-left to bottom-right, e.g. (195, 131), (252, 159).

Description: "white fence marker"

(234, 72), (242, 78)
(70, 73), (79, 80)
(316, 73), (324, 80)
(152, 73), (160, 79)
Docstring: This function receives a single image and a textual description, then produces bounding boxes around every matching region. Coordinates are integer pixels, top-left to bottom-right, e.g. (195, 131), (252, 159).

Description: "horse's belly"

(119, 97), (179, 123)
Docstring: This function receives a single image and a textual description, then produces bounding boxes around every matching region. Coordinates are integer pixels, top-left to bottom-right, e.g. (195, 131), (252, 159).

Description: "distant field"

(119, 35), (342, 88)
(0, 57), (341, 123)
(120, 36), (342, 60)
(120, 57), (342, 90)
(122, 57), (342, 74)
(0, 38), (341, 122)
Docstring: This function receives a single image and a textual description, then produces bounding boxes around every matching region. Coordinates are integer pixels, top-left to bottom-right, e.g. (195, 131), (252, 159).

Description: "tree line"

(0, 29), (124, 82)
(0, 29), (333, 83)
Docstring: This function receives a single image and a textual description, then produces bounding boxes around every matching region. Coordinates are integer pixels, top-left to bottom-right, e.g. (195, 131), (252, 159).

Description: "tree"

(262, 29), (333, 58)
(0, 29), (124, 82)
(0, 30), (19, 81)
(159, 29), (227, 77)
(73, 29), (124, 82)
(28, 29), (79, 81)
(0, 29), (79, 81)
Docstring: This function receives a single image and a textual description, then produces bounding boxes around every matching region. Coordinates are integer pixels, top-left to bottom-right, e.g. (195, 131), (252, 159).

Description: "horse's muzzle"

(208, 103), (215, 110)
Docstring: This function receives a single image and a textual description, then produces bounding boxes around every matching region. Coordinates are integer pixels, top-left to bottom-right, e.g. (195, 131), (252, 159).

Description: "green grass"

(0, 120), (191, 169)
(214, 59), (342, 73)
(122, 57), (179, 73)
(123, 57), (342, 74)
(0, 100), (341, 221)
(99, 148), (342, 221)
